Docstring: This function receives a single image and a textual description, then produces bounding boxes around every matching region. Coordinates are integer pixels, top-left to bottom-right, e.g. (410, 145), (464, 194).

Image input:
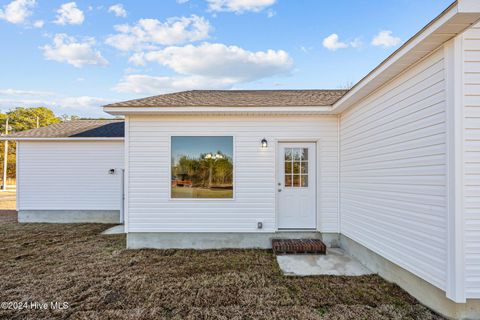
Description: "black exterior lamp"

(261, 138), (268, 148)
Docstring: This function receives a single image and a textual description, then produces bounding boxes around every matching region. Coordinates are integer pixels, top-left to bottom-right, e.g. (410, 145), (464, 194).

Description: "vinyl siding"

(340, 48), (447, 290)
(17, 141), (124, 210)
(126, 115), (339, 233)
(462, 22), (480, 298)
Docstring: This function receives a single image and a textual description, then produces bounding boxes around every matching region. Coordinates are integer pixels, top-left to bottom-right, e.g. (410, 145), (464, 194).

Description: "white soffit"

(332, 0), (480, 113)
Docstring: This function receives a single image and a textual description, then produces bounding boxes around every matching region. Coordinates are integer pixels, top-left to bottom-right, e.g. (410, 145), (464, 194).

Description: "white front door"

(277, 142), (316, 229)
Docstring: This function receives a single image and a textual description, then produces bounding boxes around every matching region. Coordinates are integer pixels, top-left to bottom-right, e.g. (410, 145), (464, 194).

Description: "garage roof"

(0, 119), (124, 140)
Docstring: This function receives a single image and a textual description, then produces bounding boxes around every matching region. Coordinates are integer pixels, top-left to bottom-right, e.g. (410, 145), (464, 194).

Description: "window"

(171, 136), (234, 199)
(284, 148), (308, 187)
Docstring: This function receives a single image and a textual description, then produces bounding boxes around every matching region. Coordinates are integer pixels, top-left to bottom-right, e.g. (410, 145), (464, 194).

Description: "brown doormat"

(272, 239), (326, 255)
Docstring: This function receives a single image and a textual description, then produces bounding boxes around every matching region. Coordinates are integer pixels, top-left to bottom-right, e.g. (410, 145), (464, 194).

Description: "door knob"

(278, 188), (282, 192)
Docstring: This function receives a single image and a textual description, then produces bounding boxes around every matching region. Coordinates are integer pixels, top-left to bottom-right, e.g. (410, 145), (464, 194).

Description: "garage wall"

(340, 48), (448, 291)
(126, 115), (339, 233)
(17, 140), (124, 210)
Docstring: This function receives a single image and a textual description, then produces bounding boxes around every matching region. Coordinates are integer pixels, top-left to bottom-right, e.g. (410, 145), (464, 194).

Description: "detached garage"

(4, 119), (124, 223)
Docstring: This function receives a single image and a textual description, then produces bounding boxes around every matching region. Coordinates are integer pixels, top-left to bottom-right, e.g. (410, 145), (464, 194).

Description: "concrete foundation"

(320, 232), (341, 248)
(18, 210), (120, 224)
(340, 234), (480, 320)
(127, 231), (321, 249)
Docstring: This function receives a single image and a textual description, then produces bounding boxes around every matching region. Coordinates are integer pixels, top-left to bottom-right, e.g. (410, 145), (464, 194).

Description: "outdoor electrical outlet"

(257, 221), (263, 229)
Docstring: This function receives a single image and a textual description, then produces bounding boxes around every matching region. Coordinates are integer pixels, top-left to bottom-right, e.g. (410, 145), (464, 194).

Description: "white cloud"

(266, 9), (275, 18)
(118, 42), (293, 94)
(322, 33), (363, 51)
(371, 30), (400, 48)
(207, 0), (276, 13)
(105, 31), (140, 52)
(33, 19), (43, 28)
(0, 0), (36, 24)
(54, 2), (84, 25)
(350, 37), (363, 49)
(134, 42), (292, 80)
(124, 67), (142, 74)
(105, 15), (211, 51)
(128, 52), (146, 66)
(322, 33), (348, 51)
(0, 88), (54, 96)
(108, 4), (127, 17)
(0, 90), (111, 117)
(299, 46), (312, 53)
(58, 96), (111, 110)
(41, 34), (108, 68)
(114, 74), (235, 94)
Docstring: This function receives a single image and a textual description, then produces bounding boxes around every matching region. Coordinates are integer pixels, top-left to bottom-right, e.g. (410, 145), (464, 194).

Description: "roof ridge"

(103, 89), (348, 108)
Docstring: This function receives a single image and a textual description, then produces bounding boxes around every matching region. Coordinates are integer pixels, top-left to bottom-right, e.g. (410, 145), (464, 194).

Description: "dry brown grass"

(0, 211), (444, 320)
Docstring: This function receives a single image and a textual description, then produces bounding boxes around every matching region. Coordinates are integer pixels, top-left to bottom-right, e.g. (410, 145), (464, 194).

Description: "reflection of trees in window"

(171, 136), (234, 198)
(172, 151), (233, 189)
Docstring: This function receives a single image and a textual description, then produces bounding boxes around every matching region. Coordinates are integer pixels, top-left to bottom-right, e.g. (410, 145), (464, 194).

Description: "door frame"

(275, 139), (318, 231)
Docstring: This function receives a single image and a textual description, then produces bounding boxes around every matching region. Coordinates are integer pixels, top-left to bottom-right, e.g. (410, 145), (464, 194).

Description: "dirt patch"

(0, 212), (444, 319)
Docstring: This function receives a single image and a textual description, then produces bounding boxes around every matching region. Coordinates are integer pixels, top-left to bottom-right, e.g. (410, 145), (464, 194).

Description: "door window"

(284, 148), (308, 188)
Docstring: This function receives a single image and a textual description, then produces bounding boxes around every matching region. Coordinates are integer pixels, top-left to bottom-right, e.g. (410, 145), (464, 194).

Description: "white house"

(4, 1), (480, 318)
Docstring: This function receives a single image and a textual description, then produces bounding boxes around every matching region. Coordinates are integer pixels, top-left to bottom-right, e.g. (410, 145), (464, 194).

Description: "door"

(277, 142), (316, 229)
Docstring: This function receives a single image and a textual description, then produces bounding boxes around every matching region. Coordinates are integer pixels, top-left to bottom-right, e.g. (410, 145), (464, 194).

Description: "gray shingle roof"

(2, 119), (124, 139)
(103, 90), (348, 108)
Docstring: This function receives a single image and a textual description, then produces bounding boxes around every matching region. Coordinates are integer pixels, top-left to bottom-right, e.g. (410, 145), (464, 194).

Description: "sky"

(0, 0), (453, 118)
(172, 136), (233, 163)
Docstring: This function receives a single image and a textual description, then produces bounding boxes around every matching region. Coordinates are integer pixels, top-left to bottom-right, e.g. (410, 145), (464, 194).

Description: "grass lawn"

(0, 211), (443, 320)
(172, 187), (233, 198)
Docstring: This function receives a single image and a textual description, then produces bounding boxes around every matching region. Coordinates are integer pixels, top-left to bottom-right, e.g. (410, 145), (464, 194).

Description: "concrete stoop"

(276, 248), (373, 276)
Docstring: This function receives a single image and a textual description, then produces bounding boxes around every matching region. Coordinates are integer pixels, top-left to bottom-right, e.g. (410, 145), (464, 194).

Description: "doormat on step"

(272, 239), (326, 254)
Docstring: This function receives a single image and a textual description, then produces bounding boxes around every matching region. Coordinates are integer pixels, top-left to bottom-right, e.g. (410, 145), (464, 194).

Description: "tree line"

(1, 107), (81, 178)
(172, 152), (233, 189)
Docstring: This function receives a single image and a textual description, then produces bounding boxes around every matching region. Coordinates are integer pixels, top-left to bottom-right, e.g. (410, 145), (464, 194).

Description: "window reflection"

(171, 136), (233, 198)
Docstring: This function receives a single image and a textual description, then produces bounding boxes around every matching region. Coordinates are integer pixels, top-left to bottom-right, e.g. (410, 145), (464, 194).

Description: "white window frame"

(282, 146), (311, 189)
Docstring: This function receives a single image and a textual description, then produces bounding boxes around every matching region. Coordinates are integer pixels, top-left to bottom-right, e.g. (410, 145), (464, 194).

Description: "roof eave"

(332, 0), (480, 113)
(103, 105), (335, 115)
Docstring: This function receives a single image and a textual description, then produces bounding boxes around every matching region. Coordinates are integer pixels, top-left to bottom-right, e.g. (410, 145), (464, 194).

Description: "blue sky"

(0, 0), (453, 117)
(172, 136), (233, 163)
